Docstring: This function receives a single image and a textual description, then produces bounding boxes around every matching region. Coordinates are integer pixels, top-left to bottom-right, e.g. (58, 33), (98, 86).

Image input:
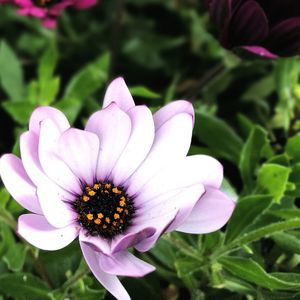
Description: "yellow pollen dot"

(105, 184), (111, 189)
(105, 217), (111, 224)
(87, 213), (94, 220)
(113, 221), (117, 226)
(103, 224), (107, 229)
(93, 184), (100, 190)
(82, 196), (90, 202)
(120, 196), (126, 201)
(97, 213), (104, 219)
(119, 200), (125, 207)
(112, 187), (121, 194)
(117, 207), (123, 213)
(114, 213), (120, 220)
(124, 209), (129, 215)
(94, 219), (101, 225)
(120, 219), (124, 224)
(88, 190), (96, 196)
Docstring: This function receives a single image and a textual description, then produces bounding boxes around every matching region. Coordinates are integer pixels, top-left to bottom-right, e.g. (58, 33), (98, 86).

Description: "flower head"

(206, 0), (300, 58)
(2, 0), (97, 28)
(0, 78), (235, 299)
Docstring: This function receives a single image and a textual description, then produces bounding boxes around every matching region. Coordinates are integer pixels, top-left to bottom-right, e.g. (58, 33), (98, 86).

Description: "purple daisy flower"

(0, 78), (235, 299)
(206, 0), (300, 58)
(1, 0), (97, 28)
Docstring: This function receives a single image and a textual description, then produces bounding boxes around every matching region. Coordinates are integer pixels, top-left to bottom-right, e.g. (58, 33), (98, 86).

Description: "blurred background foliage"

(2, 0), (300, 299)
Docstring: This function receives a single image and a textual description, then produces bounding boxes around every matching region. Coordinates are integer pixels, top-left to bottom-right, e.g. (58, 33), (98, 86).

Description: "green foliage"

(1, 1), (300, 299)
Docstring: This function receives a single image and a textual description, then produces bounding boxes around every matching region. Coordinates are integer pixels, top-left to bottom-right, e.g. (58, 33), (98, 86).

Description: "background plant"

(1, 0), (300, 299)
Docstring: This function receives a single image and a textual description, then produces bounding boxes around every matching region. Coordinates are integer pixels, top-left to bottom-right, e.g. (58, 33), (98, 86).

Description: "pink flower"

(2, 0), (97, 28)
(0, 78), (235, 299)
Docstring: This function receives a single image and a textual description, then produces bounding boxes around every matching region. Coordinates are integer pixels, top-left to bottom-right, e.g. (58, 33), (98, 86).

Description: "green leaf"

(239, 126), (271, 190)
(64, 53), (109, 101)
(219, 256), (300, 290)
(0, 273), (51, 300)
(257, 164), (291, 203)
(194, 111), (243, 163)
(3, 243), (27, 272)
(0, 41), (24, 101)
(54, 97), (82, 125)
(271, 232), (300, 254)
(130, 86), (160, 99)
(286, 134), (300, 163)
(225, 195), (272, 244)
(2, 101), (36, 125)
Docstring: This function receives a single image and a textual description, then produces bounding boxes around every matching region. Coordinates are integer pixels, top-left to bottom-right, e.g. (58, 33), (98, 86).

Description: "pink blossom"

(1, 0), (97, 28)
(0, 78), (235, 299)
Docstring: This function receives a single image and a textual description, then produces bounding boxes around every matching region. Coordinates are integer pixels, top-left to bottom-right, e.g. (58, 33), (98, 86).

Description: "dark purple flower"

(206, 0), (300, 58)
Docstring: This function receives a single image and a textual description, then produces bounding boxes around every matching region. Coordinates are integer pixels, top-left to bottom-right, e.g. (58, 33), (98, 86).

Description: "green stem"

(62, 265), (90, 291)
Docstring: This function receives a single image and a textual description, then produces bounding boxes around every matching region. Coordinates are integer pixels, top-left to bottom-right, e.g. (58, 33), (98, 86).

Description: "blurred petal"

(85, 103), (131, 181)
(29, 106), (69, 136)
(74, 0), (97, 9)
(153, 100), (194, 130)
(102, 77), (135, 112)
(18, 214), (79, 250)
(177, 187), (235, 234)
(58, 129), (100, 186)
(38, 119), (82, 195)
(99, 251), (155, 277)
(126, 113), (193, 195)
(79, 231), (111, 255)
(111, 105), (155, 185)
(0, 154), (42, 214)
(80, 242), (131, 300)
(240, 46), (278, 58)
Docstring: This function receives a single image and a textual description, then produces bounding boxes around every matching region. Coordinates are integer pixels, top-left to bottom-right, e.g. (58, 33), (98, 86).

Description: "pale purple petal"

(18, 214), (79, 250)
(111, 105), (155, 186)
(37, 179), (76, 228)
(0, 154), (42, 214)
(102, 77), (135, 112)
(38, 119), (82, 195)
(29, 106), (70, 136)
(99, 251), (155, 277)
(58, 129), (100, 186)
(85, 103), (131, 181)
(126, 113), (193, 195)
(80, 242), (131, 300)
(133, 184), (205, 252)
(140, 155), (223, 199)
(240, 46), (278, 58)
(153, 100), (194, 130)
(111, 227), (156, 254)
(177, 187), (235, 234)
(20, 131), (49, 186)
(79, 230), (111, 255)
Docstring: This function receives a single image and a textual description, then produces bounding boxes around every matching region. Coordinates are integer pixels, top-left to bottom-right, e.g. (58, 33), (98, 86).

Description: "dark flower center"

(72, 181), (135, 239)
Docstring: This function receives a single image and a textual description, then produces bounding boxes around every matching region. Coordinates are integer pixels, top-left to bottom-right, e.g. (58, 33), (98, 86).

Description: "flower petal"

(133, 184), (205, 252)
(37, 179), (76, 228)
(102, 77), (135, 112)
(240, 46), (278, 58)
(20, 131), (49, 186)
(74, 0), (97, 9)
(85, 103), (132, 181)
(140, 155), (223, 199)
(111, 105), (155, 186)
(58, 129), (100, 186)
(29, 106), (69, 136)
(176, 187), (235, 234)
(126, 112), (193, 195)
(99, 251), (155, 277)
(153, 100), (194, 130)
(79, 230), (111, 255)
(80, 242), (130, 300)
(18, 214), (79, 250)
(0, 154), (42, 214)
(38, 119), (82, 195)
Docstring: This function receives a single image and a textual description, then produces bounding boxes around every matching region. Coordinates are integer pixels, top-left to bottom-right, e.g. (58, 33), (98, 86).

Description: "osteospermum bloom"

(1, 0), (97, 28)
(0, 78), (235, 299)
(205, 0), (300, 58)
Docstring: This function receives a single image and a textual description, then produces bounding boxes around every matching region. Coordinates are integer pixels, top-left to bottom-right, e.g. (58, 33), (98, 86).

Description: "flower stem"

(62, 264), (90, 291)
